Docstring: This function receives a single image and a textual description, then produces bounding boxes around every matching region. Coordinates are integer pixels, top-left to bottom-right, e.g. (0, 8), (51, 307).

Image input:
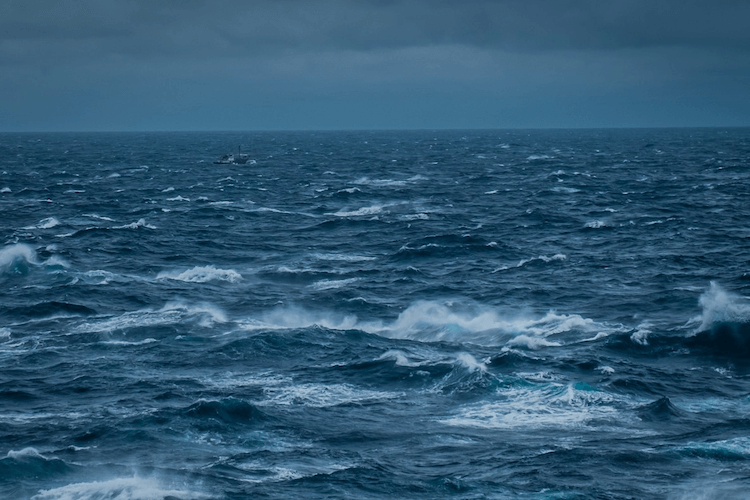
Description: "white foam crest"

(0, 328), (10, 339)
(400, 213), (429, 221)
(552, 186), (581, 194)
(237, 302), (602, 347)
(75, 301), (227, 333)
(331, 204), (386, 217)
(31, 477), (209, 500)
(455, 352), (487, 372)
(694, 282), (750, 333)
(516, 254), (567, 268)
(312, 252), (376, 262)
(239, 307), (359, 332)
(162, 187), (174, 192)
(253, 207), (316, 218)
(101, 338), (158, 346)
(311, 278), (360, 290)
(83, 214), (115, 222)
(113, 218), (156, 230)
(0, 243), (39, 269)
(1, 187), (10, 193)
(441, 383), (624, 431)
(353, 177), (407, 187)
(585, 220), (608, 229)
(527, 154), (552, 160)
(376, 301), (596, 346)
(259, 382), (401, 408)
(506, 335), (562, 349)
(631, 323), (652, 345)
(337, 187), (360, 194)
(157, 265), (242, 283)
(166, 195), (190, 202)
(6, 447), (48, 460)
(38, 217), (61, 229)
(83, 270), (132, 285)
(681, 436), (750, 457)
(376, 350), (420, 367)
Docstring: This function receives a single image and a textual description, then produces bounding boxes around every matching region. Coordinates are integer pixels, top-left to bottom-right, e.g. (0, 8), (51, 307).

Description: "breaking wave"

(157, 265), (242, 283)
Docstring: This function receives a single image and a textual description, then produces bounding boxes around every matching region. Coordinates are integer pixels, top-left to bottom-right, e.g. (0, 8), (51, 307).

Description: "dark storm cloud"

(1, 0), (748, 130)
(2, 0), (749, 65)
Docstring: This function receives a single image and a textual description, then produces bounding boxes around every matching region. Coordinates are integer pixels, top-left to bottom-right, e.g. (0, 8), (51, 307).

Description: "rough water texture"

(1, 129), (750, 499)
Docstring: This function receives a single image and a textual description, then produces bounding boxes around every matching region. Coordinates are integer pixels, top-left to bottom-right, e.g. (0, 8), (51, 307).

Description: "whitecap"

(331, 204), (385, 217)
(0, 328), (10, 339)
(24, 217), (60, 230)
(75, 301), (227, 333)
(516, 254), (567, 268)
(311, 278), (360, 290)
(157, 265), (243, 283)
(83, 213), (115, 222)
(6, 447), (48, 460)
(312, 252), (376, 262)
(441, 383), (626, 431)
(506, 335), (562, 349)
(31, 477), (209, 500)
(526, 154), (552, 161)
(552, 186), (580, 194)
(400, 213), (429, 221)
(585, 220), (608, 229)
(693, 282), (750, 333)
(113, 218), (156, 230)
(1, 187), (10, 193)
(101, 338), (158, 346)
(353, 177), (407, 187)
(259, 382), (401, 408)
(166, 195), (190, 202)
(0, 243), (39, 270)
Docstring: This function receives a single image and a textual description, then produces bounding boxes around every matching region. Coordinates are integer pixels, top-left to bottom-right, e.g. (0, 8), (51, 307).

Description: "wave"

(584, 220), (609, 229)
(0, 448), (69, 481)
(259, 382), (400, 408)
(23, 217), (61, 230)
(353, 177), (408, 187)
(0, 243), (68, 275)
(112, 218), (156, 230)
(441, 382), (625, 431)
(31, 477), (209, 500)
(75, 301), (228, 334)
(312, 252), (377, 262)
(311, 278), (360, 290)
(240, 300), (607, 349)
(157, 265), (242, 283)
(331, 204), (387, 217)
(185, 397), (266, 425)
(684, 282), (750, 356)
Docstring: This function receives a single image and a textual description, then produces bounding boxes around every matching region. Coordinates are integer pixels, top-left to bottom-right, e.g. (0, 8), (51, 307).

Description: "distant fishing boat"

(214, 146), (251, 165)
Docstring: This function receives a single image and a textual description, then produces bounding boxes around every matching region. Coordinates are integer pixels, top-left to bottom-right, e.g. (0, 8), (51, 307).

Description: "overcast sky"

(2, 0), (749, 131)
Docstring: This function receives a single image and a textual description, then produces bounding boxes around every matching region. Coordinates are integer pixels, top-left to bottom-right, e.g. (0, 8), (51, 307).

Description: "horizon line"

(1, 125), (749, 134)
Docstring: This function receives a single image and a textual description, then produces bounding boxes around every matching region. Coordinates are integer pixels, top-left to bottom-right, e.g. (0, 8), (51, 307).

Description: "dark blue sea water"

(2, 128), (750, 499)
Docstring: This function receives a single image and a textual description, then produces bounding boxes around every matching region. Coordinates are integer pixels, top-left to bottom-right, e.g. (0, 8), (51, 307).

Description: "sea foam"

(157, 265), (242, 283)
(31, 477), (208, 500)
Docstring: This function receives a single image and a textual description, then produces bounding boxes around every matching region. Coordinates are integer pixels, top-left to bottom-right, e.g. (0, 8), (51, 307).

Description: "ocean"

(1, 128), (750, 499)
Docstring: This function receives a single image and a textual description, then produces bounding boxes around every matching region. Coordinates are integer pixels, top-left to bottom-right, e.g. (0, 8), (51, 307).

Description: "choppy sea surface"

(2, 129), (750, 499)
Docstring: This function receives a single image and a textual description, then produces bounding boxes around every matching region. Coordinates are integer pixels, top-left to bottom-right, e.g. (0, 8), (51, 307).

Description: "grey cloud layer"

(3, 0), (749, 65)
